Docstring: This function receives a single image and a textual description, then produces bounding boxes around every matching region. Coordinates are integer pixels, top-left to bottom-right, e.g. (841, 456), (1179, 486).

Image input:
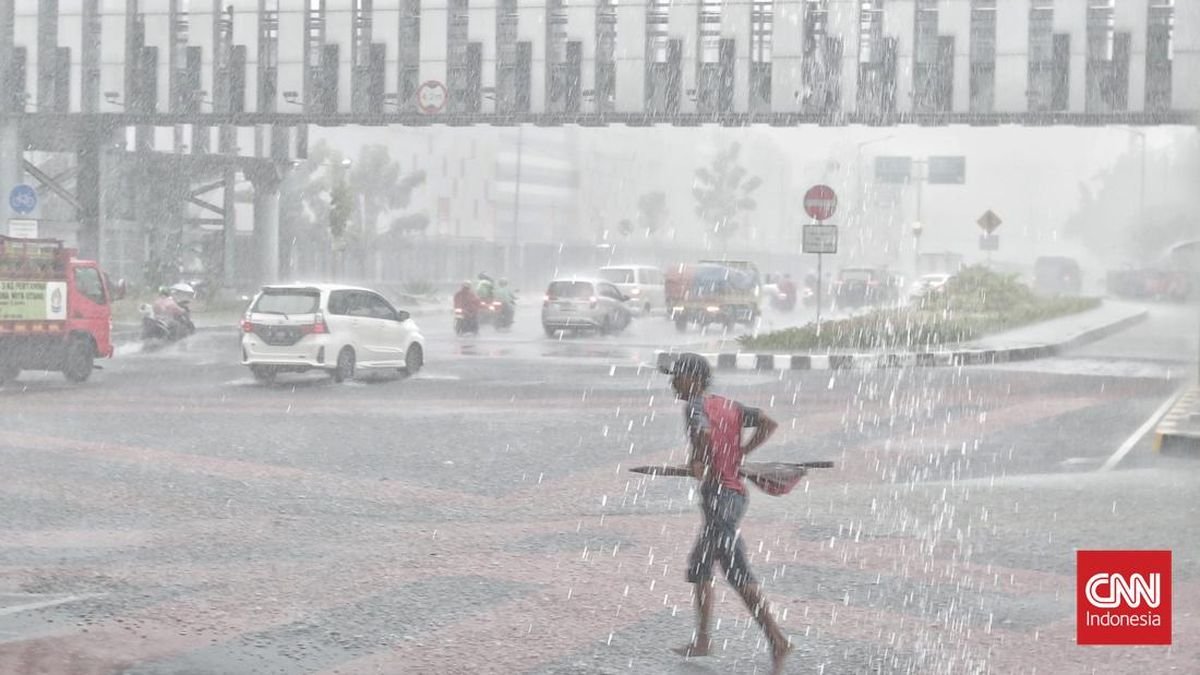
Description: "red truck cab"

(0, 236), (124, 384)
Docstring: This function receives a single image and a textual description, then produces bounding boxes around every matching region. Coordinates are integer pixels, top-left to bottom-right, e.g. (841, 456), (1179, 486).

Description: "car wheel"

(643, 302), (652, 316)
(332, 347), (356, 383)
(62, 337), (94, 383)
(250, 365), (277, 384)
(404, 344), (424, 376)
(544, 325), (558, 338)
(599, 314), (613, 335)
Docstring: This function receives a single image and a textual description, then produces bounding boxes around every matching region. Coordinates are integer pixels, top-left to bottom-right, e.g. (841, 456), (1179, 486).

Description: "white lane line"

(0, 593), (105, 617)
(1099, 389), (1188, 472)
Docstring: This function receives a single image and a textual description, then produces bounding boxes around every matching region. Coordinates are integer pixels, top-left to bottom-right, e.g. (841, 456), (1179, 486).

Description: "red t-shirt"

(685, 394), (761, 495)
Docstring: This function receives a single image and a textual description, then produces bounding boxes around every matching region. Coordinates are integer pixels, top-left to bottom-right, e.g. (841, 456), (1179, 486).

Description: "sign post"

(803, 185), (839, 330)
(977, 209), (1002, 267)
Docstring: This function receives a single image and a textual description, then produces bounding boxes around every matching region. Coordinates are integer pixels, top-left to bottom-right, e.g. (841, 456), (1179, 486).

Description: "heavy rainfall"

(0, 1), (1198, 674)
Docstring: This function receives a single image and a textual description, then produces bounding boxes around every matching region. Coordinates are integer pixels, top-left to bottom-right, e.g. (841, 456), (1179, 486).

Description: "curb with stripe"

(1154, 386), (1200, 454)
(656, 309), (1148, 373)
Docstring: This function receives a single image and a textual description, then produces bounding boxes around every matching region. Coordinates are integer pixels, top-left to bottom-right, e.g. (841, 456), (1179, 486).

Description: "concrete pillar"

(0, 121), (21, 236)
(252, 174), (280, 285)
(0, 2), (19, 234)
(77, 125), (103, 259)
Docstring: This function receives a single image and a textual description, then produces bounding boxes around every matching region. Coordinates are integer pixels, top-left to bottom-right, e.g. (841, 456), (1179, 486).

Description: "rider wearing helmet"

(454, 280), (482, 317)
(152, 286), (185, 321)
(476, 273), (496, 302)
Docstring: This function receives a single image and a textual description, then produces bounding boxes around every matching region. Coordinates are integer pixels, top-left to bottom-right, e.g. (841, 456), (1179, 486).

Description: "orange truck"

(0, 235), (124, 384)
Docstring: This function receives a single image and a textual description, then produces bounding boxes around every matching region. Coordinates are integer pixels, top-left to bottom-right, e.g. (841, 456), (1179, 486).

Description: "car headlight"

(706, 306), (720, 313)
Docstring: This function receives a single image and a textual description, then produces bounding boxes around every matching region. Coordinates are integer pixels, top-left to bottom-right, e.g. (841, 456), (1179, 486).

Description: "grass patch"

(740, 266), (1101, 352)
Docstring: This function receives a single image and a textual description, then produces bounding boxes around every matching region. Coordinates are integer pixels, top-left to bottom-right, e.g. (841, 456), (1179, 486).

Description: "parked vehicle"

(241, 284), (425, 383)
(0, 235), (124, 384)
(599, 265), (666, 316)
(833, 267), (900, 310)
(666, 263), (760, 332)
(542, 278), (632, 336)
(1034, 256), (1082, 296)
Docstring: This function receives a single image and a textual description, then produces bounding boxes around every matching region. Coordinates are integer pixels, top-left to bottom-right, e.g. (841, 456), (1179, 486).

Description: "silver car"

(541, 278), (632, 336)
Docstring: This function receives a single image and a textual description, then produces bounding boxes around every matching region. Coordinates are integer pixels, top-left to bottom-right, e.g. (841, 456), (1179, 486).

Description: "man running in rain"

(663, 352), (792, 673)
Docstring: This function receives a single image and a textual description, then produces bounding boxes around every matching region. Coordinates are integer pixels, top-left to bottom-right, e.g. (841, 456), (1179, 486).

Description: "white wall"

(994, 0), (1030, 113)
(771, 0), (804, 113)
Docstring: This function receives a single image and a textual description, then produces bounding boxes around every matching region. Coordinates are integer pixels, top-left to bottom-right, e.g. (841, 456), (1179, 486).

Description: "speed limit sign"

(416, 81), (448, 115)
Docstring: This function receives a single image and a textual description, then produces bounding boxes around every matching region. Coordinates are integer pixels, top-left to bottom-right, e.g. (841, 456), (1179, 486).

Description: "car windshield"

(548, 281), (594, 298)
(253, 289), (320, 315)
(600, 269), (635, 284)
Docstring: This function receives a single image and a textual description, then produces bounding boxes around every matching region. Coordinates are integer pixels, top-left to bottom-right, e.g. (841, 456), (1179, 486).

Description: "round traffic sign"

(416, 80), (448, 115)
(803, 184), (837, 221)
(8, 184), (37, 215)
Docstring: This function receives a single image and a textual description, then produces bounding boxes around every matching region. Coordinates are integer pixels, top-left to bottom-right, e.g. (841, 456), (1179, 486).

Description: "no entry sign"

(804, 184), (837, 221)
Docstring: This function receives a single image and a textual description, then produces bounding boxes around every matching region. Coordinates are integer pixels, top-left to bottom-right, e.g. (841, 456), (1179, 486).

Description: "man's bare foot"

(672, 641), (711, 658)
(770, 640), (794, 674)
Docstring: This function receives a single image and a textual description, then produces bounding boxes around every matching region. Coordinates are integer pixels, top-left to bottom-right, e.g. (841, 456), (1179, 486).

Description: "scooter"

(140, 301), (196, 344)
(454, 306), (480, 336)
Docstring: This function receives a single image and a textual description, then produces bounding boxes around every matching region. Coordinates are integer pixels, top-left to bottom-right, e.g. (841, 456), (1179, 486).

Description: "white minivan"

(599, 265), (666, 316)
(241, 284), (425, 383)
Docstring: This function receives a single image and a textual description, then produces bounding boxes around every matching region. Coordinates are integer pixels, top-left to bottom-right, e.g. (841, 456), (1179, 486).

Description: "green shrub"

(741, 266), (1101, 352)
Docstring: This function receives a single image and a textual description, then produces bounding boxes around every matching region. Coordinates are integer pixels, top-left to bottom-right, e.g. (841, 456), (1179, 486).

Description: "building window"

(857, 0), (893, 115)
(1028, 1), (1057, 111)
(969, 0), (996, 113)
(750, 0), (772, 112)
(1146, 0), (1173, 111)
(497, 0), (519, 113)
(912, 0), (951, 113)
(596, 0), (618, 112)
(398, 0), (421, 112)
(803, 1), (840, 114)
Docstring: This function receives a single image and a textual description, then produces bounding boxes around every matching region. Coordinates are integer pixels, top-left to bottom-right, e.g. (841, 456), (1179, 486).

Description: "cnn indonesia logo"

(1077, 550), (1171, 645)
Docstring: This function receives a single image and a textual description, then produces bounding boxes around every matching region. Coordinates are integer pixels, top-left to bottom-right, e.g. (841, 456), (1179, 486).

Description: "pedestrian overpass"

(2, 1), (1197, 285)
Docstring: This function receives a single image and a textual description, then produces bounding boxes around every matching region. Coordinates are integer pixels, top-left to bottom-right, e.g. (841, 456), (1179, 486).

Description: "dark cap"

(658, 352), (712, 380)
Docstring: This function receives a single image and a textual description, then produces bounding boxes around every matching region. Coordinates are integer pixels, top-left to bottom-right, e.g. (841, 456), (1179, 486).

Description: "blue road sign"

(8, 184), (37, 215)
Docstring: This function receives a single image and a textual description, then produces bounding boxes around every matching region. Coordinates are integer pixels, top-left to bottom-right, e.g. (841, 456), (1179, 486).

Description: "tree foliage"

(692, 142), (763, 243)
(1064, 135), (1199, 264)
(637, 191), (669, 236)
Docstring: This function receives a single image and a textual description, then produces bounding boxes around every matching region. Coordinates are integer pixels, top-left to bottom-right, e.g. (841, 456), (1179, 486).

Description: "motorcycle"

(140, 301), (196, 344)
(768, 289), (797, 312)
(454, 306), (480, 336)
(476, 296), (516, 330)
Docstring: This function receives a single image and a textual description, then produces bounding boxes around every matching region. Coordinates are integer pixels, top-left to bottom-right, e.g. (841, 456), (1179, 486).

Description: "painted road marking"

(1099, 388), (1187, 472)
(0, 593), (106, 617)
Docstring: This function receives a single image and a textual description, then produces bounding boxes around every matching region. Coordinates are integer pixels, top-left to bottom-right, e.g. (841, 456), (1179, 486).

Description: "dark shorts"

(686, 483), (756, 589)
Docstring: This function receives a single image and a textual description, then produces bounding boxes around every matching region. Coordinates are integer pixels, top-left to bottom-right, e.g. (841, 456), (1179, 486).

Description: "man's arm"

(742, 410), (778, 455)
(688, 428), (711, 480)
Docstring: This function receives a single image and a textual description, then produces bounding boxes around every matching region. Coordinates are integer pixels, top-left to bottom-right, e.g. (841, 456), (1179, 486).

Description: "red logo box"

(1077, 550), (1171, 645)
